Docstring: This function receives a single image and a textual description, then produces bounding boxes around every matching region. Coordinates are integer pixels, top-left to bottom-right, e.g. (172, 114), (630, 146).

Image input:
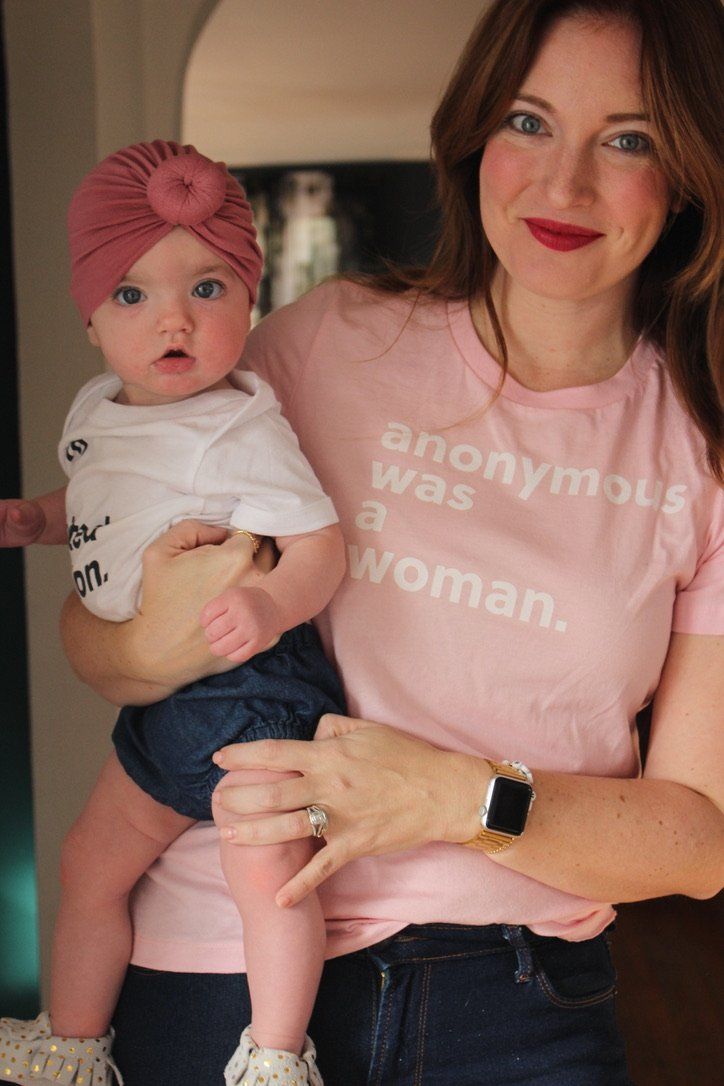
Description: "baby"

(0, 140), (346, 1086)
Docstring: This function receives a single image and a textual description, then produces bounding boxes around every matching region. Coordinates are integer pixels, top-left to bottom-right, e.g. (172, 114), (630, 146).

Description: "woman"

(15, 0), (724, 1083)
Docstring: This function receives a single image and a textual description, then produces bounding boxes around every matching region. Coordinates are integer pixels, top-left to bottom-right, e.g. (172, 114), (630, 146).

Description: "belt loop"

(501, 924), (534, 984)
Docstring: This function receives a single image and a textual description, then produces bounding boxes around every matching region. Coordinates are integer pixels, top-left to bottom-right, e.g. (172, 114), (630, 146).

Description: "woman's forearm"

(459, 631), (724, 902)
(457, 758), (724, 902)
(60, 593), (178, 705)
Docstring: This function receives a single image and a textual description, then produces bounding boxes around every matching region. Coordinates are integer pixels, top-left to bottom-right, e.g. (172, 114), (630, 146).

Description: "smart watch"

(465, 760), (536, 854)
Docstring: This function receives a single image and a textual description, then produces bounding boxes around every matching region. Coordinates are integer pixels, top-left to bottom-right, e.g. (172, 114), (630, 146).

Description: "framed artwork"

(231, 161), (439, 319)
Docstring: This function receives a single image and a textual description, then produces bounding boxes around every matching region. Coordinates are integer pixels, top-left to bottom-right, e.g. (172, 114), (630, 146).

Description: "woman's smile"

(523, 217), (605, 251)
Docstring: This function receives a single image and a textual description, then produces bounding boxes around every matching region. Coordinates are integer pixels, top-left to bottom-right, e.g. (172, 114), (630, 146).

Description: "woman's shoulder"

(249, 277), (440, 343)
(243, 278), (448, 402)
(640, 341), (715, 455)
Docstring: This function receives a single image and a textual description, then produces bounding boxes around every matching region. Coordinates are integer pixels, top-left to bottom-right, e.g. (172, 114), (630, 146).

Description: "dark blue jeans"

(112, 923), (632, 1085)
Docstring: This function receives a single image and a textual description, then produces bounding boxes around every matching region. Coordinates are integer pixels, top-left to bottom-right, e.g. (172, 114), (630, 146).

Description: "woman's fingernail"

(213, 751), (224, 765)
(276, 893), (292, 908)
(221, 827), (236, 840)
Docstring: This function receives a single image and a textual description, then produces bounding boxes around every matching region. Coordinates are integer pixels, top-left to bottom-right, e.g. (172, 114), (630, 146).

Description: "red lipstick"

(524, 218), (604, 252)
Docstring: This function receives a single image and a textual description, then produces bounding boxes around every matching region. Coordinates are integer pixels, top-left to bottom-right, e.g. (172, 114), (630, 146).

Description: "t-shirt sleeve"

(672, 488), (724, 634)
(193, 405), (338, 538)
(241, 280), (339, 416)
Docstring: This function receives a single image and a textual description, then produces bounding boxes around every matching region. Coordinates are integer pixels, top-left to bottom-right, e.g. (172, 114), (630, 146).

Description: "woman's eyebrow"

(515, 93), (649, 123)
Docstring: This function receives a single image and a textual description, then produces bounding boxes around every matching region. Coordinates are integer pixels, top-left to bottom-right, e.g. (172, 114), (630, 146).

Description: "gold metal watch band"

(464, 759), (533, 854)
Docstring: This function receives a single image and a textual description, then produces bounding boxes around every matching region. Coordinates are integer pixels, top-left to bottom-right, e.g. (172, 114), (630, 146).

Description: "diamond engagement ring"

(306, 805), (329, 838)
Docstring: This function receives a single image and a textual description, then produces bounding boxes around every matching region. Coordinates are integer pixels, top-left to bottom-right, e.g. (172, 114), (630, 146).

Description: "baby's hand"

(0, 498), (48, 547)
(200, 586), (283, 664)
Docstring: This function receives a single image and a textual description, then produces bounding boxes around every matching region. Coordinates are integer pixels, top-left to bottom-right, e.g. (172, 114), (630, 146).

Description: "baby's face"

(87, 228), (251, 406)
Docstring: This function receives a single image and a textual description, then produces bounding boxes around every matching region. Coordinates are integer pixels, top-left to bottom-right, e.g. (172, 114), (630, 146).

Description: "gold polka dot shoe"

(0, 1013), (123, 1085)
(224, 1026), (323, 1086)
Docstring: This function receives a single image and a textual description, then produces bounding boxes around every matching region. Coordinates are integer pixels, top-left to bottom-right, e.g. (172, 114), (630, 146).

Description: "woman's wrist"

(60, 594), (171, 704)
(122, 607), (239, 690)
(61, 591), (219, 703)
(439, 751), (496, 845)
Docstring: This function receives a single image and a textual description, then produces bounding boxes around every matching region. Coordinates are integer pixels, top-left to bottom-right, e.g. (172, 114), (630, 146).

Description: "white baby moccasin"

(0, 1012), (123, 1085)
(224, 1025), (323, 1086)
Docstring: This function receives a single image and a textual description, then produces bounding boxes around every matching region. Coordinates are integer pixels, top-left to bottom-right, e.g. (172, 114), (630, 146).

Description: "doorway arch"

(183, 0), (483, 165)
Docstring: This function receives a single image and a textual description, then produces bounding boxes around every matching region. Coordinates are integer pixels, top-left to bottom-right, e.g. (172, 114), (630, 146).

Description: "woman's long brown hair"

(367, 0), (724, 480)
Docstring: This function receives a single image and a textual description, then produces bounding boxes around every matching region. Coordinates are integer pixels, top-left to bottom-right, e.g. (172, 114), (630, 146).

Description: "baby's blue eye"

(609, 133), (651, 155)
(193, 279), (224, 300)
(114, 286), (144, 306)
(508, 112), (543, 135)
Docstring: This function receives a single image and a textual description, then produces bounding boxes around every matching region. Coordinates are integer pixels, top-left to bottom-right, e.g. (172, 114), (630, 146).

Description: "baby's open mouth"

(155, 349), (195, 374)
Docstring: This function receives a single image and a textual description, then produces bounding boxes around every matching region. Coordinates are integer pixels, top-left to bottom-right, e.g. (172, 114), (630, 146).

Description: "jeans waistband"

(362, 922), (541, 971)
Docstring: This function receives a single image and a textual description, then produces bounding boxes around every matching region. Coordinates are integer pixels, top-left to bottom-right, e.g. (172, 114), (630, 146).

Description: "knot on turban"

(68, 140), (263, 324)
(146, 153), (227, 225)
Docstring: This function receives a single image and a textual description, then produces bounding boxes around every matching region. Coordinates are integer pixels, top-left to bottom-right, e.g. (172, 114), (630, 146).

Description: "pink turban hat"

(68, 140), (263, 324)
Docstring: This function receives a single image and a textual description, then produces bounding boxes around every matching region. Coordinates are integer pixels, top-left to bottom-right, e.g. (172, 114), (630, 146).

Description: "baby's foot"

(0, 1012), (123, 1084)
(224, 1025), (322, 1086)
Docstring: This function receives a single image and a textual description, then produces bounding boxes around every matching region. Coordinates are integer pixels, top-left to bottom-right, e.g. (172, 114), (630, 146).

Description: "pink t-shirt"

(129, 280), (724, 971)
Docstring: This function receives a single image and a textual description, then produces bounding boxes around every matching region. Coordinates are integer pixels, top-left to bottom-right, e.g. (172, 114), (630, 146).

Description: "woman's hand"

(131, 519), (278, 684)
(213, 714), (487, 907)
(62, 519), (275, 701)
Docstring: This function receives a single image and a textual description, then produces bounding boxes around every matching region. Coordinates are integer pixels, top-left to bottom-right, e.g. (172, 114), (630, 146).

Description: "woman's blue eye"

(193, 279), (224, 300)
(114, 286), (144, 306)
(508, 112), (543, 135)
(609, 133), (651, 155)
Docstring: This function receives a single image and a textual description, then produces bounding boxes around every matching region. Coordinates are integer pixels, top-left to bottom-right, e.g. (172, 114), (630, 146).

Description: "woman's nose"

(542, 146), (596, 209)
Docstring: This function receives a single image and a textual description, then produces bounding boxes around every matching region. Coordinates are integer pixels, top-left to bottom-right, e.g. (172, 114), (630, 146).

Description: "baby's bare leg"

(213, 769), (325, 1055)
(50, 752), (194, 1036)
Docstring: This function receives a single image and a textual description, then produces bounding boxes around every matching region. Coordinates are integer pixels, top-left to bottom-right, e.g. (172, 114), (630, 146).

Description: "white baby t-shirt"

(59, 369), (338, 620)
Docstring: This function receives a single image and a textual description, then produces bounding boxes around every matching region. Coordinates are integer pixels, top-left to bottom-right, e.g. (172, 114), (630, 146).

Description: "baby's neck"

(113, 374), (234, 407)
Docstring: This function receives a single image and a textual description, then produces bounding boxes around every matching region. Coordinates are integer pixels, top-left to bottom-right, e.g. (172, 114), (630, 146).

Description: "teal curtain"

(0, 2), (40, 1016)
(0, 562), (40, 1015)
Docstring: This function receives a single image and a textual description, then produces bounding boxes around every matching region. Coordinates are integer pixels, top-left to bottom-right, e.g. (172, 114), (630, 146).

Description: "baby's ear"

(86, 322), (100, 347)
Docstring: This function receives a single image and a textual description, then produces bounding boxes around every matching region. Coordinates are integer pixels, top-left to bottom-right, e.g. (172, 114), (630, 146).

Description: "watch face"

(486, 777), (532, 835)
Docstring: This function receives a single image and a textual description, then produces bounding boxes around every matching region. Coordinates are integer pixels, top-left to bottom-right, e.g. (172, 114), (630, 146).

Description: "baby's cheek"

(217, 322), (249, 363)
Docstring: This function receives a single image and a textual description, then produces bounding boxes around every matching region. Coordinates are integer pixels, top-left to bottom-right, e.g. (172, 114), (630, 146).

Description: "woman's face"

(479, 14), (672, 308)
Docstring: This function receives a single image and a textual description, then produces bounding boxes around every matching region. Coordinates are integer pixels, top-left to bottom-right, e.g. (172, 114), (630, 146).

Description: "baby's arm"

(0, 486), (67, 546)
(200, 523), (345, 664)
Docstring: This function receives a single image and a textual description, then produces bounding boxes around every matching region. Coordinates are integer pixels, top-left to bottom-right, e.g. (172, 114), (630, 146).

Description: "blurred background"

(1, 3), (720, 1083)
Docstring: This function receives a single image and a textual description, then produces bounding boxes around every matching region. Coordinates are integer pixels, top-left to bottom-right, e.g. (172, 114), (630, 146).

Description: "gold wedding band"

(230, 529), (262, 553)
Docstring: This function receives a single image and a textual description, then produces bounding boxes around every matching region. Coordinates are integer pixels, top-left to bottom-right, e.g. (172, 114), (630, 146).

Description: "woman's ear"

(86, 322), (99, 347)
(669, 190), (686, 215)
